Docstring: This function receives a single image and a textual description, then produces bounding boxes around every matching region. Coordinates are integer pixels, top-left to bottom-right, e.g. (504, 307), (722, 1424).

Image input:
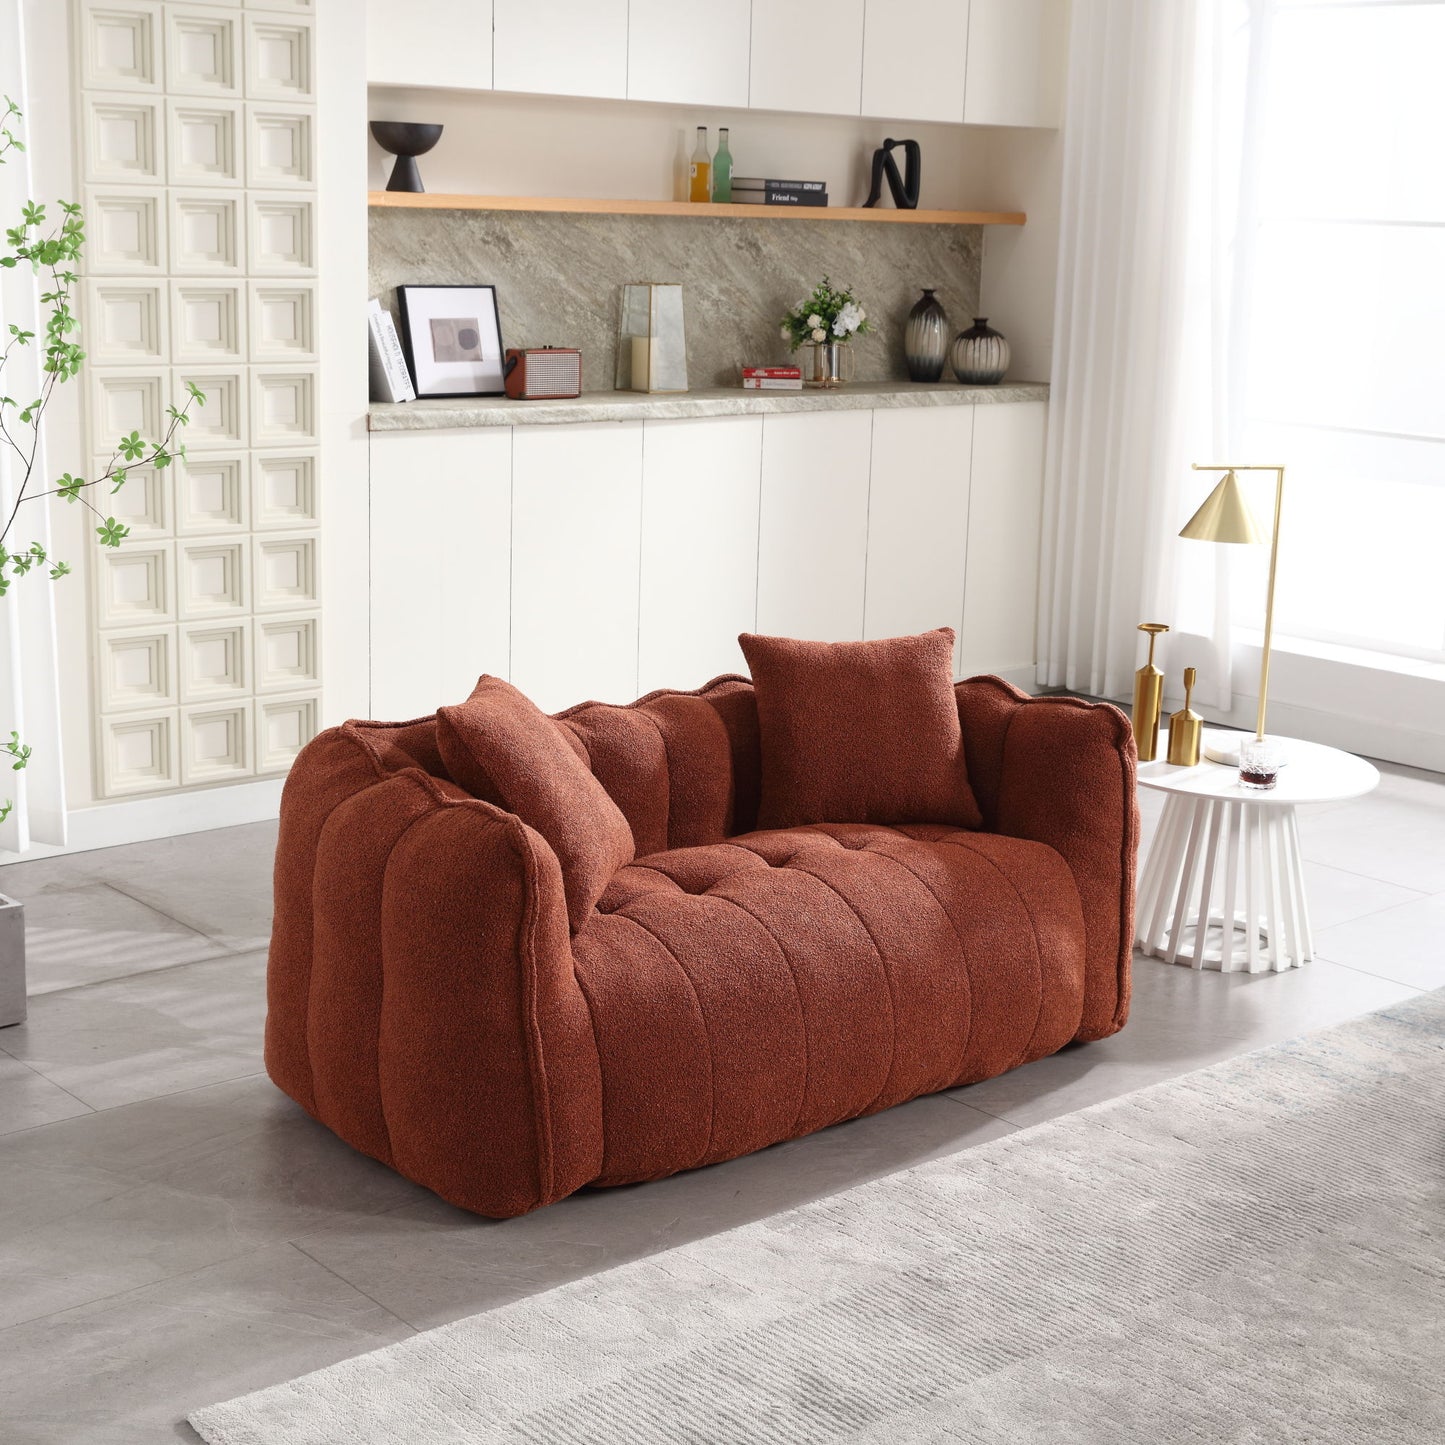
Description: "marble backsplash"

(369, 208), (983, 392)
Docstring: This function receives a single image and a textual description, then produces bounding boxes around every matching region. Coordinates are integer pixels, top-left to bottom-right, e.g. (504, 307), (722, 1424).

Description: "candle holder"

(370, 121), (443, 194)
(615, 283), (688, 394)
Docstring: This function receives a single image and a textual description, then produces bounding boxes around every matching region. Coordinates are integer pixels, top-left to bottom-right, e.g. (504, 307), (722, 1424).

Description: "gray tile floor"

(1, 766), (1441, 1444)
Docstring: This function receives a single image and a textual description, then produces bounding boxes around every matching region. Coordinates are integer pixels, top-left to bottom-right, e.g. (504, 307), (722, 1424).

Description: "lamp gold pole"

(1179, 463), (1286, 746)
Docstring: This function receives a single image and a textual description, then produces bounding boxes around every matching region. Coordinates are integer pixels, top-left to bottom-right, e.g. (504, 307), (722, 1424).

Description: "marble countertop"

(368, 380), (1049, 431)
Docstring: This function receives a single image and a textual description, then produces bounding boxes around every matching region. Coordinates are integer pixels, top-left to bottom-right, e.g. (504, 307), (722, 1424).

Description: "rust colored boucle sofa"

(265, 675), (1137, 1218)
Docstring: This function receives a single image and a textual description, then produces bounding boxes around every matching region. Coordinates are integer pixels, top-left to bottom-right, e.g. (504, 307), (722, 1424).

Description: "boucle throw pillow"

(738, 629), (982, 830)
(437, 676), (635, 933)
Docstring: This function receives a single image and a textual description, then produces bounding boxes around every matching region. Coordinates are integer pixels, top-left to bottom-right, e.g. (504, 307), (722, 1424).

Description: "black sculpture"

(370, 121), (444, 194)
(862, 138), (922, 211)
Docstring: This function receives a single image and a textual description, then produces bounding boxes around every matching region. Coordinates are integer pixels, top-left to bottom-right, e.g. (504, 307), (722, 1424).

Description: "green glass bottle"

(713, 126), (733, 203)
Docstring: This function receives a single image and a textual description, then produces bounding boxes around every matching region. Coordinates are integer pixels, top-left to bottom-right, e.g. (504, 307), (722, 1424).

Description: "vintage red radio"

(503, 347), (583, 400)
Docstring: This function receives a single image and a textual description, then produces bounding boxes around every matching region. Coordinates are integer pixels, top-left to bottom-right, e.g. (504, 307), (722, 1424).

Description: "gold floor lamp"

(1178, 464), (1286, 770)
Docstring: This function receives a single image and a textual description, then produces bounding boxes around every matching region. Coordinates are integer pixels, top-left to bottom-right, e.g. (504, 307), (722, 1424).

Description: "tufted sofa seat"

(265, 675), (1138, 1218)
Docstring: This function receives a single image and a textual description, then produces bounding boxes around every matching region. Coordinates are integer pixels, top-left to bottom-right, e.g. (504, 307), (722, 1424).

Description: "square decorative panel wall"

(245, 18), (313, 100)
(247, 194), (313, 272)
(89, 192), (165, 272)
(79, 0), (319, 802)
(91, 370), (165, 446)
(166, 8), (240, 95)
(101, 711), (178, 795)
(84, 281), (167, 362)
(170, 282), (245, 360)
(254, 612), (318, 693)
(256, 692), (317, 774)
(179, 619), (250, 701)
(178, 538), (249, 618)
(95, 541), (173, 627)
(177, 369), (246, 448)
(253, 533), (316, 611)
(170, 194), (240, 272)
(86, 96), (162, 182)
(180, 700), (253, 784)
(80, 4), (160, 90)
(98, 625), (176, 712)
(251, 369), (314, 444)
(168, 100), (243, 185)
(176, 455), (247, 532)
(246, 106), (313, 187)
(252, 451), (316, 528)
(249, 283), (315, 361)
(105, 461), (171, 536)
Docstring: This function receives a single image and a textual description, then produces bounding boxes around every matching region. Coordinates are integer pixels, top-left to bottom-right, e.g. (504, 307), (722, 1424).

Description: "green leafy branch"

(0, 97), (203, 825)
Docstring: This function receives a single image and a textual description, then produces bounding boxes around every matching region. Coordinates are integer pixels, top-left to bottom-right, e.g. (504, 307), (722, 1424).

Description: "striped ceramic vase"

(950, 317), (1010, 385)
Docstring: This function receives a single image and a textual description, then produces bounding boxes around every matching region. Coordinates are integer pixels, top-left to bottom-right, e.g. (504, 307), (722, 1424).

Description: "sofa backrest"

(348, 676), (762, 859)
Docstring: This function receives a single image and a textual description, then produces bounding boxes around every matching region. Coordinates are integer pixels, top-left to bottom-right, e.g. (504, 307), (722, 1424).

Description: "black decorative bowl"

(370, 122), (444, 194)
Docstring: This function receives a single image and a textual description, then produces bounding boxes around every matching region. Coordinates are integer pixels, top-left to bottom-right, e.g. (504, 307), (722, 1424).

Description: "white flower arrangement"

(780, 277), (873, 352)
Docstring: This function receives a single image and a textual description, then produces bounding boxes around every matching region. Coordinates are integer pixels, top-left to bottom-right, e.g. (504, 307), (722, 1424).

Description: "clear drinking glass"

(1239, 736), (1282, 791)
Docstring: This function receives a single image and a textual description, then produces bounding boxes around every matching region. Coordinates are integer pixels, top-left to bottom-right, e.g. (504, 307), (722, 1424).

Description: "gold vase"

(1167, 666), (1203, 766)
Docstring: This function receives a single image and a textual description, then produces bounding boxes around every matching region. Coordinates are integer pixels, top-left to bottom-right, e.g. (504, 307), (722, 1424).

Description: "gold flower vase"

(806, 341), (854, 388)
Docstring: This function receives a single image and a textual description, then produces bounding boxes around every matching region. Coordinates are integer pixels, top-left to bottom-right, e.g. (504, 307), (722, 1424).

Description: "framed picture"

(396, 285), (506, 398)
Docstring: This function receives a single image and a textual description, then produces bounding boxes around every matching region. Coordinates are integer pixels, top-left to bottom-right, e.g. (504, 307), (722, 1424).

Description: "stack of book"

(732, 178), (828, 208)
(742, 365), (803, 391)
(368, 298), (416, 403)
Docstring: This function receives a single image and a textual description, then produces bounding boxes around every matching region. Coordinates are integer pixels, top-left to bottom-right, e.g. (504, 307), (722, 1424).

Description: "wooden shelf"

(368, 192), (1026, 226)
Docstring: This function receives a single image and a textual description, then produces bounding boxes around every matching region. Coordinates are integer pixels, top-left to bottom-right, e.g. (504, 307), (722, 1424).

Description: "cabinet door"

(366, 0), (493, 91)
(756, 411), (872, 642)
(964, 0), (1066, 128)
(861, 0), (969, 124)
(750, 0), (865, 117)
(628, 0), (752, 109)
(369, 429), (511, 720)
(510, 422), (644, 713)
(494, 1), (628, 101)
(863, 407), (973, 672)
(638, 416), (763, 695)
(960, 400), (1046, 681)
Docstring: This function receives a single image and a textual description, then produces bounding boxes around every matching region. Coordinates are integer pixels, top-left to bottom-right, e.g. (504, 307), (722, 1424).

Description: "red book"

(742, 365), (803, 379)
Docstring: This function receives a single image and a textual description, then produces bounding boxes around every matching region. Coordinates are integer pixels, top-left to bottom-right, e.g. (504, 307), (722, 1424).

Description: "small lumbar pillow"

(738, 628), (982, 831)
(436, 676), (635, 933)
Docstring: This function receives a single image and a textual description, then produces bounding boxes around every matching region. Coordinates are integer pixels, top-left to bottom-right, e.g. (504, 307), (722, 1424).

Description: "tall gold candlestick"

(1132, 622), (1170, 762)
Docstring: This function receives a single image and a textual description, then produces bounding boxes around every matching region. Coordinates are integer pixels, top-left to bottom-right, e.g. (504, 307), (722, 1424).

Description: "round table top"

(1137, 733), (1380, 805)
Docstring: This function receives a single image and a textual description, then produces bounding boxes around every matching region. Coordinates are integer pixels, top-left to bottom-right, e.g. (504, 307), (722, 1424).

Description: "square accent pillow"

(738, 629), (982, 830)
(437, 676), (635, 933)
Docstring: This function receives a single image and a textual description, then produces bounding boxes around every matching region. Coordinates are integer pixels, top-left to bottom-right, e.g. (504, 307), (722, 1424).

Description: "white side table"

(1135, 736), (1379, 972)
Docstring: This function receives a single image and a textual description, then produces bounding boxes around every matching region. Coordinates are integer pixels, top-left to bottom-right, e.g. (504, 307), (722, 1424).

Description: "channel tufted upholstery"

(265, 674), (1137, 1218)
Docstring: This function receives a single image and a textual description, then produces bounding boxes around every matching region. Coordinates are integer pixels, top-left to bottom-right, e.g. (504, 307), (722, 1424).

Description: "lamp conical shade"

(1179, 469), (1263, 545)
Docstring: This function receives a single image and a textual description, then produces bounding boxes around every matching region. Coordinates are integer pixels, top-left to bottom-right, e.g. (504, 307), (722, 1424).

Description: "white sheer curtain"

(1037, 0), (1263, 709)
(0, 0), (69, 852)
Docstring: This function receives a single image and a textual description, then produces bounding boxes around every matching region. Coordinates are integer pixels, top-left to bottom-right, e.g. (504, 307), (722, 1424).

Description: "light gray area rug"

(191, 991), (1445, 1445)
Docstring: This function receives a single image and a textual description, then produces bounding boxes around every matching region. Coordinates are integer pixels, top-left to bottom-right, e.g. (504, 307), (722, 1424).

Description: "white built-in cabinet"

(365, 0), (492, 90)
(365, 1), (1065, 129)
(861, 0), (971, 125)
(367, 400), (1047, 719)
(628, 0), (753, 109)
(749, 0), (867, 117)
(755, 412), (873, 643)
(493, 1), (628, 102)
(638, 416), (763, 694)
(964, 0), (1066, 128)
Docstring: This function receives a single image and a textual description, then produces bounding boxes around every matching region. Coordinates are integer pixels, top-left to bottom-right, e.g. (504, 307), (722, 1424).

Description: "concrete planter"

(0, 893), (24, 1027)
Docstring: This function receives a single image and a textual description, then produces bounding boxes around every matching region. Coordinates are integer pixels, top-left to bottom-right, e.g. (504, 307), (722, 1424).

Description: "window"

(1231, 0), (1445, 664)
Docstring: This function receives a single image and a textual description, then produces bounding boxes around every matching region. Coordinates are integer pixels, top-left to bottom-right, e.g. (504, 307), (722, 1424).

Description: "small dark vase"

(903, 288), (949, 382)
(950, 317), (1010, 385)
(370, 121), (444, 193)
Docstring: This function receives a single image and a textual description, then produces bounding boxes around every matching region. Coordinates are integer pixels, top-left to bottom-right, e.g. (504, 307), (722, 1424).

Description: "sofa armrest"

(955, 678), (1139, 1041)
(265, 725), (602, 1218)
(376, 796), (603, 1215)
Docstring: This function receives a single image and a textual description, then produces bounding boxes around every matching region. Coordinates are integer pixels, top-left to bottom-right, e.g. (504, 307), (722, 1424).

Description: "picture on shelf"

(397, 284), (505, 397)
